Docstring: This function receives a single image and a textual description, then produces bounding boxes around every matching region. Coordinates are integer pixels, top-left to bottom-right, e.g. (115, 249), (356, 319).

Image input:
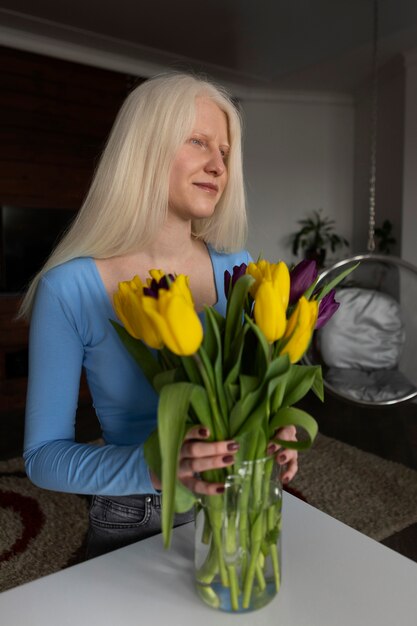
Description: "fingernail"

(279, 454), (287, 463)
(222, 455), (234, 464)
(216, 486), (225, 494)
(267, 443), (278, 455)
(227, 442), (240, 451)
(198, 428), (209, 437)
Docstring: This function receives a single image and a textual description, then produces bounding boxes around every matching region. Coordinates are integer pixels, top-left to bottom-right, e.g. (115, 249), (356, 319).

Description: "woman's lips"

(193, 182), (219, 194)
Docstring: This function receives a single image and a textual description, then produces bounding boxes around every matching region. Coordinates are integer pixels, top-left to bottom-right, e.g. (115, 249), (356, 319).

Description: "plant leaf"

(205, 307), (228, 422)
(224, 274), (255, 359)
(157, 382), (196, 548)
(280, 365), (322, 407)
(153, 368), (178, 394)
(316, 263), (359, 300)
(269, 406), (318, 450)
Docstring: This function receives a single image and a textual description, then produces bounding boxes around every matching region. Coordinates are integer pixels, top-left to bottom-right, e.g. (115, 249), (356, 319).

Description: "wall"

(353, 57), (405, 257)
(241, 94), (354, 264)
(402, 49), (417, 267)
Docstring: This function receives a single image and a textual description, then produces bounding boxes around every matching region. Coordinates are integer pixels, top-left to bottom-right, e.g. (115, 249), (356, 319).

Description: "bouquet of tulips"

(112, 257), (354, 611)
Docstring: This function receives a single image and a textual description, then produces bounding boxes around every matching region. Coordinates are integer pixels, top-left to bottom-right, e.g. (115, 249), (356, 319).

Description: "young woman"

(21, 73), (298, 558)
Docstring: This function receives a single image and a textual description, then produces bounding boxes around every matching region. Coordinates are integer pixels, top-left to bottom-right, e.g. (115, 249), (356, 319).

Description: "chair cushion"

(318, 287), (405, 370)
(324, 367), (416, 402)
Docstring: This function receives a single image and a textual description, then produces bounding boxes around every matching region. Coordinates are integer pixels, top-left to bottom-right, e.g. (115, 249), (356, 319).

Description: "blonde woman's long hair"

(19, 72), (247, 319)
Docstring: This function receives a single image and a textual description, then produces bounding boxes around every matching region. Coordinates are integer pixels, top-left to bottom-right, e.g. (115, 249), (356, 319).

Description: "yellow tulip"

(253, 280), (287, 343)
(246, 260), (290, 343)
(142, 279), (203, 355)
(113, 271), (203, 356)
(279, 296), (318, 363)
(113, 276), (164, 349)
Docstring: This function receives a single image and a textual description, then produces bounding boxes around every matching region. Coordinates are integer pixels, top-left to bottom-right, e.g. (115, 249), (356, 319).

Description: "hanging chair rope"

(367, 0), (379, 253)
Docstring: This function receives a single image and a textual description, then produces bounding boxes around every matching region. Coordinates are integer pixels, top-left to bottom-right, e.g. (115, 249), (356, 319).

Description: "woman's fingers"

(178, 425), (239, 494)
(273, 425), (299, 484)
(180, 475), (226, 496)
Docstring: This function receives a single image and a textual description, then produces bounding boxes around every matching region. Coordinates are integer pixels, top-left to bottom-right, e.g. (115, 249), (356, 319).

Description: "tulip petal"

(290, 260), (318, 305)
(254, 280), (286, 343)
(280, 297), (318, 363)
(163, 295), (204, 356)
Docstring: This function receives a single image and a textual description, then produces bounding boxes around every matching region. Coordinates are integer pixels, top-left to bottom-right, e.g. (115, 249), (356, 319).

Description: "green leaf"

(110, 321), (162, 385)
(189, 385), (213, 433)
(229, 377), (263, 436)
(316, 263), (359, 300)
(312, 367), (324, 401)
(143, 429), (161, 483)
(269, 407), (318, 450)
(153, 368), (178, 394)
(174, 480), (197, 513)
(224, 324), (250, 387)
(244, 314), (270, 377)
(205, 307), (228, 422)
(225, 382), (240, 406)
(224, 274), (255, 359)
(157, 382), (196, 548)
(180, 355), (202, 385)
(280, 365), (322, 407)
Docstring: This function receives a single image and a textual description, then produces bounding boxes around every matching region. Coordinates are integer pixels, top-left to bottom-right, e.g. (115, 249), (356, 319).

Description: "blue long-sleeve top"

(24, 247), (252, 496)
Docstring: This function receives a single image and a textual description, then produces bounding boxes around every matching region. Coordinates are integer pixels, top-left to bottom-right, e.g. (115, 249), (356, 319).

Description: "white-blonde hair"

(19, 72), (247, 319)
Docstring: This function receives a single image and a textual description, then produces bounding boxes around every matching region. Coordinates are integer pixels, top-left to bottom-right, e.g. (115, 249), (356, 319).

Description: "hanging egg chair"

(305, 254), (417, 406)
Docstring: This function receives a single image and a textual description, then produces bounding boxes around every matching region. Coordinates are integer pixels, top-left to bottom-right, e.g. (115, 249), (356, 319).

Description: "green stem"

(269, 543), (280, 593)
(194, 351), (227, 441)
(267, 504), (281, 592)
(224, 511), (240, 611)
(196, 538), (219, 584)
(255, 552), (266, 591)
(242, 538), (262, 608)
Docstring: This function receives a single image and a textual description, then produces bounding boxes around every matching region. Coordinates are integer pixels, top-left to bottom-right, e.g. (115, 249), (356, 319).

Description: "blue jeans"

(85, 494), (194, 559)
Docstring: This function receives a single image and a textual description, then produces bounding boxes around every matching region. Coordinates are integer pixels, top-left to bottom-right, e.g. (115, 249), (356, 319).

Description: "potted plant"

(290, 209), (349, 267)
(375, 219), (396, 254)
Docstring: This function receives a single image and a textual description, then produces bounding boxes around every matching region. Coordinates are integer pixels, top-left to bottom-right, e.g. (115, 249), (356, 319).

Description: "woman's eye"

(191, 138), (205, 147)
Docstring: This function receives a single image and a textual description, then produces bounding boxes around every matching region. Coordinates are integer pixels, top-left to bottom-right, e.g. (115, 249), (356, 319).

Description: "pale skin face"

(168, 96), (229, 223)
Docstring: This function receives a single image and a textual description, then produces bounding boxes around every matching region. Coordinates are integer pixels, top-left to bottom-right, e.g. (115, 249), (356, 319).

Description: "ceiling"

(1, 0), (417, 94)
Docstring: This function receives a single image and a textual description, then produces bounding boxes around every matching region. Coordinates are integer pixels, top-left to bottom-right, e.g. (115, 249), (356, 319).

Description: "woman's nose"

(205, 150), (225, 177)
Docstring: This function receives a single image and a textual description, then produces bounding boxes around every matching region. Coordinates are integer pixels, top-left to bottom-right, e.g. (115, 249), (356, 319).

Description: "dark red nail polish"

(279, 454), (287, 463)
(198, 428), (209, 437)
(222, 454), (234, 464)
(227, 442), (239, 451)
(216, 486), (225, 494)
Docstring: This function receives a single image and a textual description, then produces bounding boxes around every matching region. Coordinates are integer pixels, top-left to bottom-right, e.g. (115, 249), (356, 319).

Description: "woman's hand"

(150, 426), (239, 495)
(270, 425), (298, 484)
(150, 424), (298, 493)
(177, 426), (240, 495)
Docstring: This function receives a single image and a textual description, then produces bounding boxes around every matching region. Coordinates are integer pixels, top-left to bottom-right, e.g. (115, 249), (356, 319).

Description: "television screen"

(1, 206), (77, 293)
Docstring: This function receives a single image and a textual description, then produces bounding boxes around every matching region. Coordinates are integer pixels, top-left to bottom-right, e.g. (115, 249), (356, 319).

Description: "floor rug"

(2, 434), (417, 592)
(0, 457), (88, 592)
(291, 433), (417, 541)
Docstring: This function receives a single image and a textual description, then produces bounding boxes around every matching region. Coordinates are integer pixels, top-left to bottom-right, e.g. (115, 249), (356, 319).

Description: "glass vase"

(194, 456), (282, 612)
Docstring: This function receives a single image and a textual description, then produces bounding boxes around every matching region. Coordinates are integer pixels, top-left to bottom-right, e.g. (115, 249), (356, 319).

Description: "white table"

(1, 493), (416, 626)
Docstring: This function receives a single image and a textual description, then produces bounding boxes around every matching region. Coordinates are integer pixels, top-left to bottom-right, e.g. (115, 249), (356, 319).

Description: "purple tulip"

(224, 263), (247, 298)
(315, 289), (340, 329)
(290, 259), (318, 305)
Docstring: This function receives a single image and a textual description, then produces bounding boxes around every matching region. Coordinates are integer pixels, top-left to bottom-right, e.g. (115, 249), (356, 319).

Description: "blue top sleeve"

(24, 248), (252, 496)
